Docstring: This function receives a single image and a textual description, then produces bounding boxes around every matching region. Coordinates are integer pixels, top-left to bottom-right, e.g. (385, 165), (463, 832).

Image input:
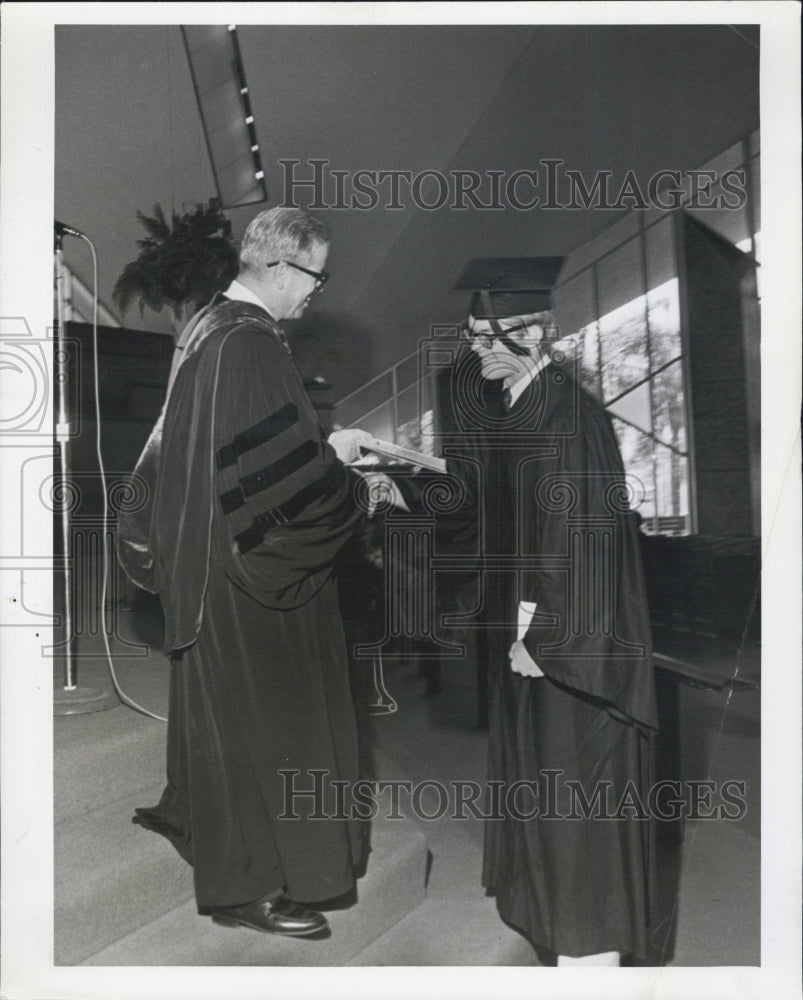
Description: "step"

(55, 783), (195, 965)
(54, 651), (189, 965)
(55, 655), (431, 966)
(80, 812), (427, 966)
(54, 707), (167, 823)
(347, 897), (538, 965)
(346, 746), (537, 965)
(347, 805), (538, 965)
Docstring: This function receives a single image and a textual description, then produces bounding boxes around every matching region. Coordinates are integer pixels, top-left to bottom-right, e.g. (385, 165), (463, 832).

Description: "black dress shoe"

(210, 895), (329, 937)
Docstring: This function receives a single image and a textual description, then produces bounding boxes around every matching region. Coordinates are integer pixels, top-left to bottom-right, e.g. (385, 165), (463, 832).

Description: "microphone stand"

(365, 651), (397, 715)
(53, 229), (116, 715)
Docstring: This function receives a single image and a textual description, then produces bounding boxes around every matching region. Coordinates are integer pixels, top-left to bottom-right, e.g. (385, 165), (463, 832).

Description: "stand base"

(54, 686), (119, 716)
(362, 700), (398, 716)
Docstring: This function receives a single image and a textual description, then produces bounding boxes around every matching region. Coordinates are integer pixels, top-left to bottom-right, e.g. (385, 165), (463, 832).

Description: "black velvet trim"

(216, 402), (300, 470)
(219, 486), (244, 515)
(240, 439), (318, 498)
(234, 465), (344, 554)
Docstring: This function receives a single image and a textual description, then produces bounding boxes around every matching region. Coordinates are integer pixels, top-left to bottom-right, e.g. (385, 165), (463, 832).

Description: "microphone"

(54, 220), (85, 238)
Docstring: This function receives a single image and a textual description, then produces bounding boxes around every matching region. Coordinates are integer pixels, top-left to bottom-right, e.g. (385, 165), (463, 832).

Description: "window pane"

(653, 445), (690, 533)
(651, 359), (687, 454)
(644, 216), (676, 291)
(565, 213), (640, 278)
(553, 268), (596, 339)
(606, 380), (653, 435)
(647, 277), (682, 369)
(650, 360), (690, 530)
(598, 292), (649, 403)
(608, 356), (691, 535)
(596, 239), (650, 402)
(575, 321), (602, 401)
(610, 418), (656, 523)
(597, 237), (644, 318)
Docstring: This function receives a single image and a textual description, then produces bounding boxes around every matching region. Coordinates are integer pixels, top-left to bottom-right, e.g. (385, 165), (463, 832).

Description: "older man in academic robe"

(118, 207), (376, 937)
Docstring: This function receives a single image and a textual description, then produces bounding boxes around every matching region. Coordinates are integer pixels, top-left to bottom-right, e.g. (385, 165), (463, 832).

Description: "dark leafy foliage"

(113, 198), (239, 316)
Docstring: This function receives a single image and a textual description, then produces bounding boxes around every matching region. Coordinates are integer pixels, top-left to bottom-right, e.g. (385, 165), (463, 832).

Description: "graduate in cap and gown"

(445, 257), (658, 965)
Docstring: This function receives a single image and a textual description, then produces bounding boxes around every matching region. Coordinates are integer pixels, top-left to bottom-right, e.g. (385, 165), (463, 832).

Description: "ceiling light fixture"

(181, 25), (268, 208)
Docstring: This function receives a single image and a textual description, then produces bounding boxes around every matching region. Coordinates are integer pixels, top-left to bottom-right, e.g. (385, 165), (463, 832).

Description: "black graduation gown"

(122, 301), (366, 907)
(427, 354), (656, 958)
(479, 361), (658, 959)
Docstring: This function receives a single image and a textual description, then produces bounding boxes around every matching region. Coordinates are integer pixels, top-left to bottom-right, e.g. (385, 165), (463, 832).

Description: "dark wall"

(64, 323), (172, 518)
(679, 214), (758, 535)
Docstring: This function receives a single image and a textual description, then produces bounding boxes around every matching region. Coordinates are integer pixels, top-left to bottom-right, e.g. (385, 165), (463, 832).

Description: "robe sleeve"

(520, 394), (657, 731)
(211, 328), (364, 609)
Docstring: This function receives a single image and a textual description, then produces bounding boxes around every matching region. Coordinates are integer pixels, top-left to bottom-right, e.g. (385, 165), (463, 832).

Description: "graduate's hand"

(328, 427), (374, 464)
(509, 640), (545, 677)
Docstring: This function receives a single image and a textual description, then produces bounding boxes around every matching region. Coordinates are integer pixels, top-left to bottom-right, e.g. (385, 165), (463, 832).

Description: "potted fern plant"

(113, 198), (239, 337)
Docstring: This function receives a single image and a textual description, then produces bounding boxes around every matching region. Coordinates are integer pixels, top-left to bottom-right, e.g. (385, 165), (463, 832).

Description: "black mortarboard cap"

(452, 256), (565, 318)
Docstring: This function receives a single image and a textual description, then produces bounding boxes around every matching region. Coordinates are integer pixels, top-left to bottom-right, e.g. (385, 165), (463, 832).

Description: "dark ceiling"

(55, 22), (759, 399)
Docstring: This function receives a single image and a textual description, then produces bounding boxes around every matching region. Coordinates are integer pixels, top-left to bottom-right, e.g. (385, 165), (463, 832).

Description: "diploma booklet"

(357, 435), (447, 473)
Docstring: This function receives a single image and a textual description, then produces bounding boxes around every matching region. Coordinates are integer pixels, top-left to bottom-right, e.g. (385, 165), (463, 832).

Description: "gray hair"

(508, 311), (560, 341)
(239, 207), (330, 274)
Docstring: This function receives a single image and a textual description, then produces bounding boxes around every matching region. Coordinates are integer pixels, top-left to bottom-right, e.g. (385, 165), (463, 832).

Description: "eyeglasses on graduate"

(460, 319), (528, 351)
(266, 259), (329, 292)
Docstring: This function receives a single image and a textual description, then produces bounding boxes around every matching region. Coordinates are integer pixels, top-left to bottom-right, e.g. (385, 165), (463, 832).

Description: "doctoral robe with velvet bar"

(125, 300), (367, 908)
